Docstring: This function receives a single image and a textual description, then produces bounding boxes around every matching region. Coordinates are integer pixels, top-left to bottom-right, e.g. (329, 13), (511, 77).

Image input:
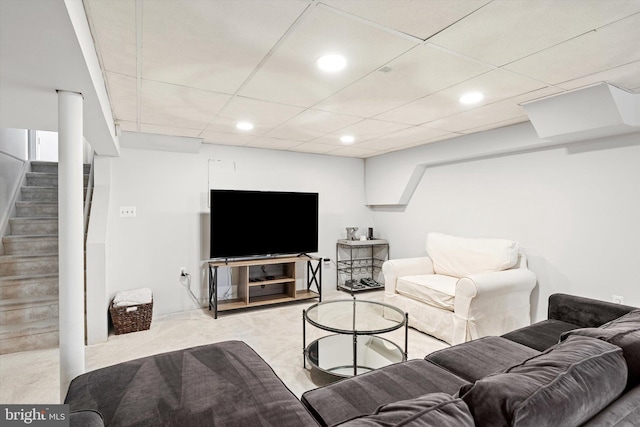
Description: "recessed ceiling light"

(459, 92), (484, 105)
(340, 135), (355, 144)
(236, 121), (254, 131)
(317, 54), (347, 72)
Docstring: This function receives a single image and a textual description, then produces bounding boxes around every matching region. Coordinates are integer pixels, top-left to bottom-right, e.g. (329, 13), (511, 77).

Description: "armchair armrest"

(382, 257), (434, 294)
(456, 268), (537, 300)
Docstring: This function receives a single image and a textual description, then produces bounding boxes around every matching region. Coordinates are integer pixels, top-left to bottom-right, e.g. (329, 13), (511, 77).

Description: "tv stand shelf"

(207, 255), (322, 318)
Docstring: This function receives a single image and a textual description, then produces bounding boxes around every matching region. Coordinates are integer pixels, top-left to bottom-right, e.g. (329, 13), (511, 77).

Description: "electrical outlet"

(612, 295), (624, 304)
(180, 267), (186, 276)
(119, 206), (136, 217)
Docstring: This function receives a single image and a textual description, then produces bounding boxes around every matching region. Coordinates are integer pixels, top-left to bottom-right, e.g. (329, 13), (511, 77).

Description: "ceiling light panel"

(320, 0), (491, 40)
(504, 13), (640, 85)
(428, 0), (640, 67)
(314, 44), (492, 117)
(206, 96), (304, 134)
(266, 109), (363, 141)
(140, 80), (231, 130)
(238, 6), (417, 107)
(377, 68), (546, 125)
(140, 0), (308, 93)
(84, 0), (137, 77)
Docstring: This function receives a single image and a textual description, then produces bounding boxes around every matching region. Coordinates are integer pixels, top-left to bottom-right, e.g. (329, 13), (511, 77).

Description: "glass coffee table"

(303, 298), (408, 378)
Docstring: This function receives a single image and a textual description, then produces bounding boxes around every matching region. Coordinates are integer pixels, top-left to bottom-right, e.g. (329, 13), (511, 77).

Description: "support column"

(58, 90), (85, 401)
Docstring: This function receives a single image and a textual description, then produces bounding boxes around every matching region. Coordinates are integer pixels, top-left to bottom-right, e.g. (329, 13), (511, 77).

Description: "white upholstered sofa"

(383, 232), (537, 345)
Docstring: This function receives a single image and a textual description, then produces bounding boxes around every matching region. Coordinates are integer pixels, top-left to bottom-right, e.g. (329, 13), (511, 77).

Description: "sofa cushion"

(502, 319), (580, 351)
(459, 335), (627, 427)
(302, 359), (469, 427)
(560, 309), (640, 389)
(426, 336), (540, 383)
(336, 393), (475, 427)
(426, 232), (519, 278)
(65, 341), (318, 426)
(396, 274), (457, 311)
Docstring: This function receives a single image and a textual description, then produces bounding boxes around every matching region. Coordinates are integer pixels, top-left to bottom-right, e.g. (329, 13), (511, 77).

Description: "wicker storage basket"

(109, 299), (153, 335)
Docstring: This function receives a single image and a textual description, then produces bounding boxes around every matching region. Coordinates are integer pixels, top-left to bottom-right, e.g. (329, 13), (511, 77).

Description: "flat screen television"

(209, 189), (319, 259)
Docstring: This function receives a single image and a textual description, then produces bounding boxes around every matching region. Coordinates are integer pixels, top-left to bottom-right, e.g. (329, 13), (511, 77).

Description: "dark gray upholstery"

(425, 336), (540, 382)
(301, 360), (469, 427)
(65, 341), (318, 427)
(548, 293), (636, 328)
(561, 309), (640, 390)
(501, 319), (579, 351)
(336, 393), (475, 427)
(583, 384), (640, 426)
(69, 410), (104, 427)
(459, 336), (628, 427)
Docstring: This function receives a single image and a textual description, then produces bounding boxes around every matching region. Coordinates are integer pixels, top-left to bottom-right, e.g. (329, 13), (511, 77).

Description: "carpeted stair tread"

(0, 295), (58, 309)
(0, 318), (59, 339)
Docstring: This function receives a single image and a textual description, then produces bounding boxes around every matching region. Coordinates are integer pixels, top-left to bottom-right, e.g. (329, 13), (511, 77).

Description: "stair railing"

(0, 150), (28, 255)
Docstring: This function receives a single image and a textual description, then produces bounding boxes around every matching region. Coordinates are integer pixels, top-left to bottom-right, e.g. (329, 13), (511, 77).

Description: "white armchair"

(383, 232), (536, 345)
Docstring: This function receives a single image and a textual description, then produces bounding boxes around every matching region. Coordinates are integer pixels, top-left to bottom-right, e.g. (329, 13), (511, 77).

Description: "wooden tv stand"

(207, 255), (322, 318)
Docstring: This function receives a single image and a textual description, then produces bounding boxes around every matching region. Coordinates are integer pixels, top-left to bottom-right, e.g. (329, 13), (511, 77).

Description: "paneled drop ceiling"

(83, 0), (640, 158)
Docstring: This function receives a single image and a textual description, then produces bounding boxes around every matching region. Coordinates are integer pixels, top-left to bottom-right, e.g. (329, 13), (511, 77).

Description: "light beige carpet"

(0, 290), (448, 404)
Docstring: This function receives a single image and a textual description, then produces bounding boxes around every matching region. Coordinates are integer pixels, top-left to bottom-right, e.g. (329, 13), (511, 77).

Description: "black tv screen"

(209, 190), (319, 259)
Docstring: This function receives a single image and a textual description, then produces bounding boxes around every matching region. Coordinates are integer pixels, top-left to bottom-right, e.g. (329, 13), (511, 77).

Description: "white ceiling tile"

(140, 124), (202, 139)
(320, 0), (490, 40)
(205, 96), (305, 135)
(505, 13), (640, 85)
(105, 72), (137, 123)
(200, 130), (256, 146)
(425, 86), (562, 132)
(314, 44), (493, 117)
(314, 119), (411, 145)
(377, 69), (546, 125)
(462, 116), (530, 134)
(328, 145), (378, 158)
(288, 142), (340, 155)
(400, 132), (461, 149)
(85, 0), (136, 76)
(141, 0), (309, 93)
(117, 120), (138, 133)
(429, 0), (640, 66)
(265, 109), (363, 141)
(246, 137), (303, 151)
(354, 126), (453, 151)
(140, 80), (230, 129)
(238, 6), (417, 107)
(556, 60), (640, 92)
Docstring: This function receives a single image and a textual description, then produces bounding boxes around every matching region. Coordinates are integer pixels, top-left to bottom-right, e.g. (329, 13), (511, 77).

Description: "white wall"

(369, 126), (640, 322)
(104, 143), (372, 317)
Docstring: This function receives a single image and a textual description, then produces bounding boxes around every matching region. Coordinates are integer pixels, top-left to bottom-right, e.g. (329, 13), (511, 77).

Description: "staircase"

(0, 161), (90, 355)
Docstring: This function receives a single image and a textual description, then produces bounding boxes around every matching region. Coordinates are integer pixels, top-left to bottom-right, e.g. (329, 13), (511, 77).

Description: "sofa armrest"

(383, 257), (434, 294)
(548, 293), (636, 328)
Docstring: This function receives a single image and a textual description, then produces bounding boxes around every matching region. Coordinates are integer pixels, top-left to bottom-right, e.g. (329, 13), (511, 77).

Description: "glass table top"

(304, 299), (406, 334)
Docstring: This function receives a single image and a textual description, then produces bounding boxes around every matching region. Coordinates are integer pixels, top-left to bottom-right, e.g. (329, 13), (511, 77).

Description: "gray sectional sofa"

(65, 293), (640, 426)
